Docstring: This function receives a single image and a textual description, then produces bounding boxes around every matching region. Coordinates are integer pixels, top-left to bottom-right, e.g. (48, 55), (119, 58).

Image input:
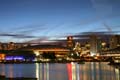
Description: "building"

(110, 35), (120, 49)
(5, 50), (35, 61)
(67, 36), (74, 49)
(90, 35), (98, 56)
(19, 45), (70, 60)
(0, 42), (30, 50)
(0, 53), (5, 61)
(8, 42), (15, 50)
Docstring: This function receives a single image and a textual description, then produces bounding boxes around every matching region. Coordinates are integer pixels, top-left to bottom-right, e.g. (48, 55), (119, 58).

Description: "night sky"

(0, 0), (120, 42)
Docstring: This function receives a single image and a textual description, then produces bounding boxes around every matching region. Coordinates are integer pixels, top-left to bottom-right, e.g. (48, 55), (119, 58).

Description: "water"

(0, 62), (119, 80)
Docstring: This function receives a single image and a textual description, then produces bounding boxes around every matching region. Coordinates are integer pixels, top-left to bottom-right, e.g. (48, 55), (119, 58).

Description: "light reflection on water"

(0, 62), (119, 80)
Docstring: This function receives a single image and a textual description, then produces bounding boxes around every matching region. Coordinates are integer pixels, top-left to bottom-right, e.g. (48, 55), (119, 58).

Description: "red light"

(67, 63), (72, 80)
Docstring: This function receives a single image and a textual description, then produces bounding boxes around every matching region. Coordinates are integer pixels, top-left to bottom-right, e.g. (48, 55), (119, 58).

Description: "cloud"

(26, 36), (49, 43)
(0, 33), (37, 38)
(13, 24), (47, 34)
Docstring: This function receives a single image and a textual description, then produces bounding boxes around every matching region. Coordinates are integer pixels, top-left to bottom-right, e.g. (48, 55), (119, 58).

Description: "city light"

(34, 51), (39, 56)
(5, 56), (24, 61)
(90, 52), (96, 56)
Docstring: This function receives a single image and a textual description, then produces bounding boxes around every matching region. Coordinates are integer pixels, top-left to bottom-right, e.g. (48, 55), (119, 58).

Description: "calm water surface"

(0, 62), (120, 80)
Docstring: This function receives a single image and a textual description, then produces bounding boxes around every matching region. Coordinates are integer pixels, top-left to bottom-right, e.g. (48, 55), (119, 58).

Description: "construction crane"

(103, 22), (120, 49)
(103, 22), (112, 33)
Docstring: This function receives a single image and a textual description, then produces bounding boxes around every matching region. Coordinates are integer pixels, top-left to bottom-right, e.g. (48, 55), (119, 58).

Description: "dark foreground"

(0, 75), (37, 80)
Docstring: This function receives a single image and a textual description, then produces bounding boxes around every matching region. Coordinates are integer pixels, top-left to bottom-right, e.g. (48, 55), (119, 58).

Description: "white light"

(35, 63), (39, 79)
(71, 53), (73, 56)
(34, 51), (39, 56)
(90, 52), (95, 56)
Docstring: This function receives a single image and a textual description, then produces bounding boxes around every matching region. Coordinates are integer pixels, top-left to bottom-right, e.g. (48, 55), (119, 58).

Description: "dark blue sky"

(0, 0), (120, 42)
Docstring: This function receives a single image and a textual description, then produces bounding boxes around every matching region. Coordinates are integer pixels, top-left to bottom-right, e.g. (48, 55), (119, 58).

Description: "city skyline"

(0, 0), (120, 42)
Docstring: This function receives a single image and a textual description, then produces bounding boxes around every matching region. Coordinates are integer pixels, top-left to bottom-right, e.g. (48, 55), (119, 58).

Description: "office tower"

(67, 36), (74, 49)
(110, 35), (120, 49)
(90, 35), (98, 56)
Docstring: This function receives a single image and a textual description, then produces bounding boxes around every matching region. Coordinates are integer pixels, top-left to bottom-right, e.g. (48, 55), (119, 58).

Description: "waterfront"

(0, 62), (119, 80)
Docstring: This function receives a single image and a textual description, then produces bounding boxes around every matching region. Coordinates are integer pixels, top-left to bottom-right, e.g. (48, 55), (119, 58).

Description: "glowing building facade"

(67, 36), (74, 49)
(90, 35), (98, 56)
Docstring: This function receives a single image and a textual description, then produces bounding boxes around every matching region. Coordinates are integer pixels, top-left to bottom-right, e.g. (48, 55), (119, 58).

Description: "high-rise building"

(67, 36), (74, 49)
(90, 35), (98, 56)
(110, 35), (120, 49)
(73, 42), (82, 54)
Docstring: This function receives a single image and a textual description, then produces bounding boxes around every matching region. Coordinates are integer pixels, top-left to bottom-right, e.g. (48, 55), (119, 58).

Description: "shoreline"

(0, 60), (110, 64)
